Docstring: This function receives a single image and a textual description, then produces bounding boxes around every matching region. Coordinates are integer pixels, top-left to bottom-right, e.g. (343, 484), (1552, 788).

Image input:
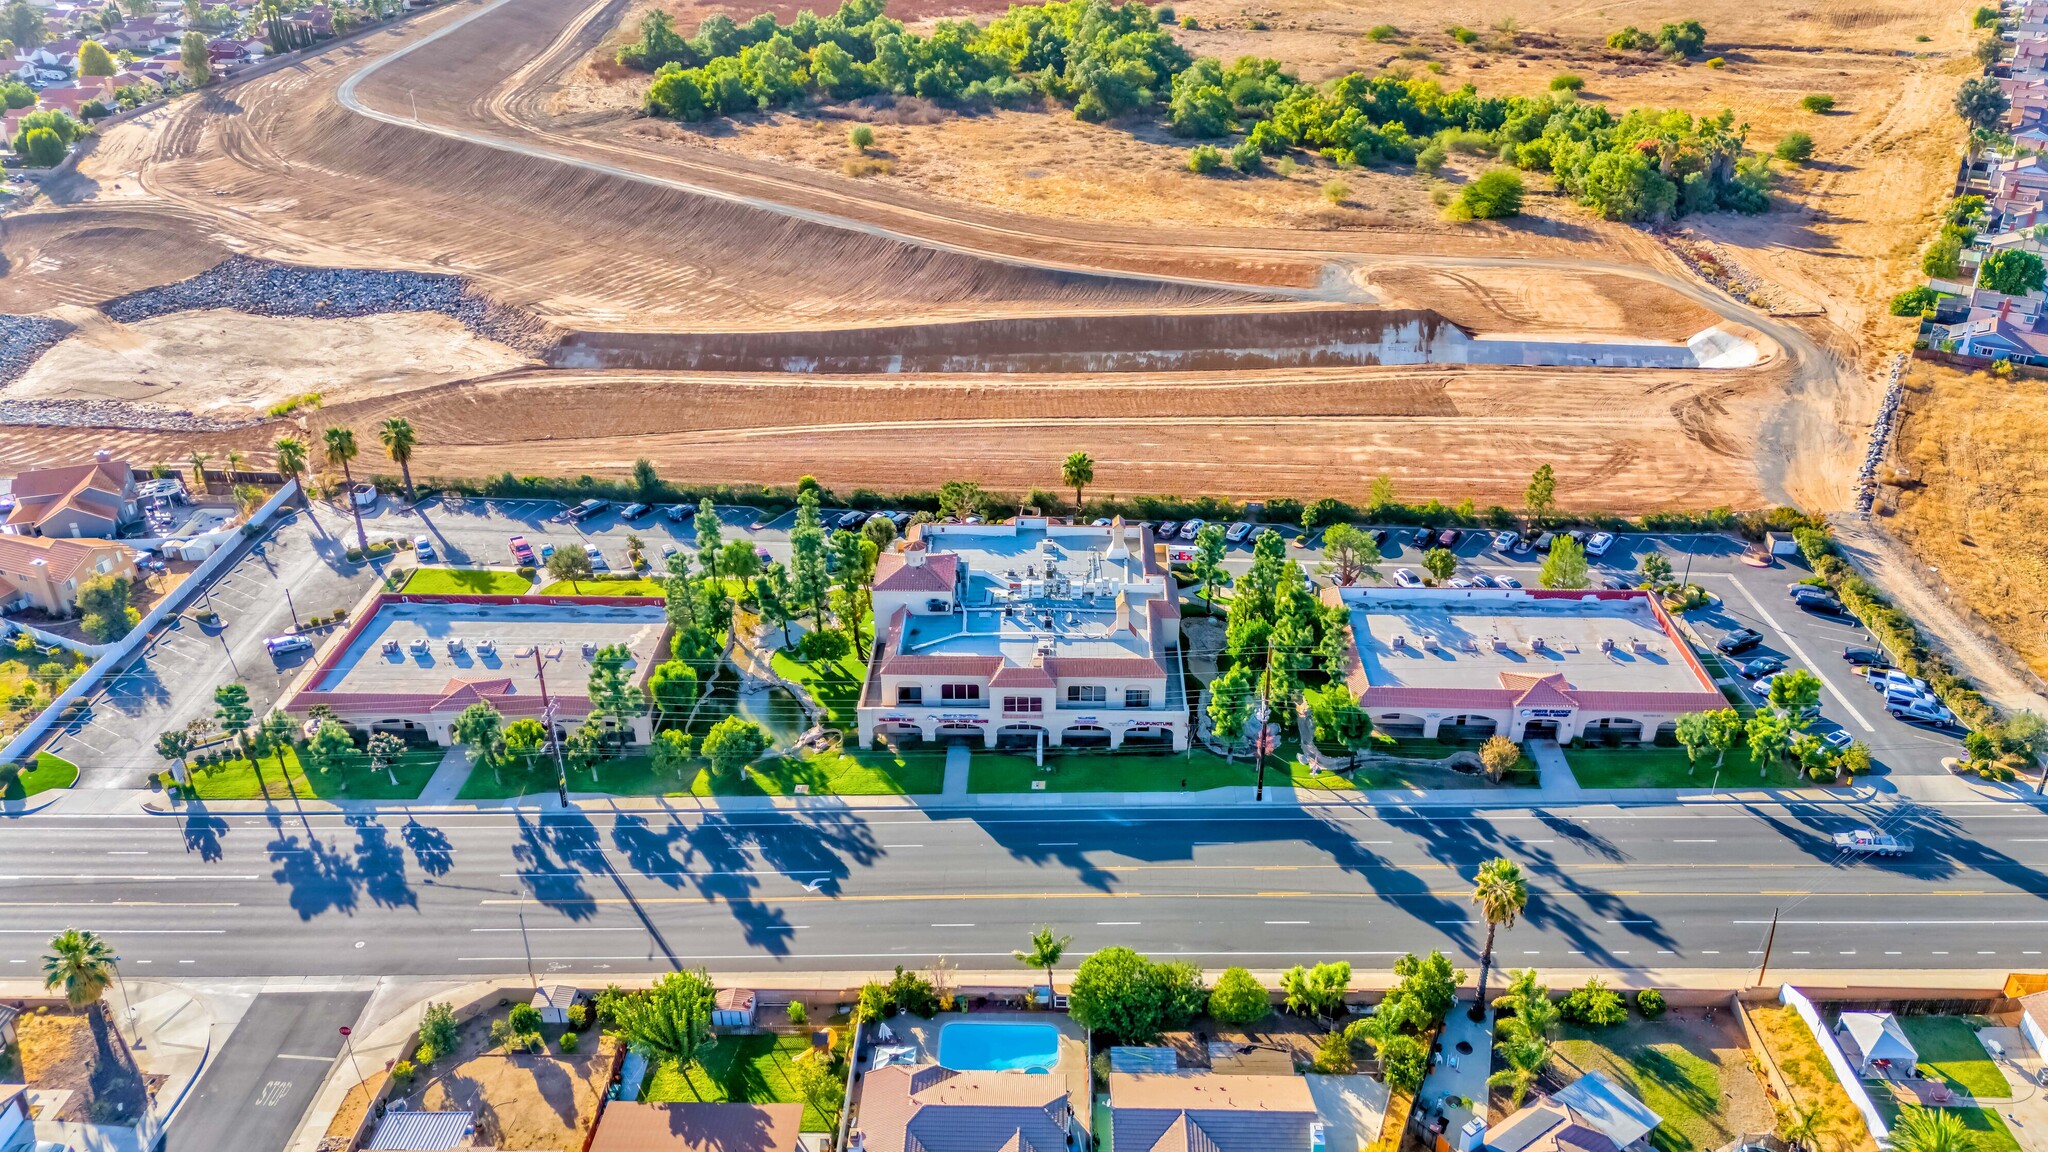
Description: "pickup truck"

(1832, 829), (1913, 857)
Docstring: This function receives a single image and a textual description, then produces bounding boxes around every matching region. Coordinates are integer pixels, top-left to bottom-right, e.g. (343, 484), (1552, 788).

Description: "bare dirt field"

(14, 310), (534, 414)
(1885, 361), (2048, 686)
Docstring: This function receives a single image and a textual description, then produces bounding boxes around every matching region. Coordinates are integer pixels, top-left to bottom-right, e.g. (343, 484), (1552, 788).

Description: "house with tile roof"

(1329, 586), (1726, 744)
(4, 452), (139, 540)
(1484, 1073), (1662, 1152)
(850, 1064), (1085, 1152)
(0, 533), (137, 616)
(590, 1102), (803, 1151)
(856, 517), (1187, 752)
(1109, 1071), (1320, 1152)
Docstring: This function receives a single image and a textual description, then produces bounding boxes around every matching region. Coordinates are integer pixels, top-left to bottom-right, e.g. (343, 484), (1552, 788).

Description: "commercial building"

(0, 534), (137, 616)
(1330, 587), (1726, 744)
(857, 517), (1187, 751)
(281, 593), (667, 745)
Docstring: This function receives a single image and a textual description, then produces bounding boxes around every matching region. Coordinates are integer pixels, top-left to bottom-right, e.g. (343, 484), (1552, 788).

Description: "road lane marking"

(1718, 578), (1875, 731)
(275, 1054), (336, 1062)
(0, 929), (225, 934)
(1733, 918), (2048, 925)
(1265, 921), (1310, 926)
(469, 927), (646, 933)
(931, 923), (976, 928)
(884, 845), (925, 849)
(1673, 840), (1717, 844)
(1097, 921), (1141, 926)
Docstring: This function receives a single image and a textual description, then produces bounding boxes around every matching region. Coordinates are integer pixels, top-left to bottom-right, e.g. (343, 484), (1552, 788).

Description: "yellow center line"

(481, 889), (2030, 906)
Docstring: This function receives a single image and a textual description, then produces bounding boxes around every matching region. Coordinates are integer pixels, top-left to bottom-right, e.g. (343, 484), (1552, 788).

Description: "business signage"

(1518, 707), (1572, 719)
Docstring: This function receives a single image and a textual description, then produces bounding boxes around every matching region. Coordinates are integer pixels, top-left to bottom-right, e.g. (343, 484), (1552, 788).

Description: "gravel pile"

(0, 314), (68, 388)
(0, 398), (259, 431)
(101, 256), (556, 354)
(1856, 351), (1910, 516)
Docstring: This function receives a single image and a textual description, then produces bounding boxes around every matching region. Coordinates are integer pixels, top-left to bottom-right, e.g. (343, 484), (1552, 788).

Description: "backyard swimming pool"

(936, 1021), (1061, 1074)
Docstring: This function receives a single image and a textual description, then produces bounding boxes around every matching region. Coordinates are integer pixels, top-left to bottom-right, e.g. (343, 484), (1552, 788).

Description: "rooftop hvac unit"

(1391, 635), (1408, 650)
(1631, 637), (1650, 653)
(1599, 637), (1615, 653)
(1530, 636), (1548, 651)
(1421, 634), (1440, 651)
(1489, 635), (1508, 652)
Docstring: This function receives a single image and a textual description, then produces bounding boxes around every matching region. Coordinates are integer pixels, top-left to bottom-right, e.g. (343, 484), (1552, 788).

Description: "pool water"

(937, 1021), (1061, 1074)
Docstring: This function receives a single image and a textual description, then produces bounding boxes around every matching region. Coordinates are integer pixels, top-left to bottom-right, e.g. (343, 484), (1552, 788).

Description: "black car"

(664, 504), (696, 523)
(1793, 593), (1848, 616)
(1411, 527), (1435, 547)
(1716, 627), (1765, 655)
(1843, 646), (1888, 667)
(1739, 655), (1786, 679)
(1368, 528), (1390, 548)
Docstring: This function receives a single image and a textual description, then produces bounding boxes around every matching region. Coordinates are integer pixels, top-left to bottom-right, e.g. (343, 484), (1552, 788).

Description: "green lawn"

(771, 649), (866, 728)
(969, 748), (1257, 793)
(177, 747), (442, 801)
(1563, 744), (1806, 789)
(1874, 1098), (2019, 1152)
(641, 1034), (837, 1131)
(1896, 1017), (2011, 1099)
(459, 746), (943, 799)
(1553, 1022), (1762, 1152)
(550, 578), (668, 596)
(4, 751), (77, 799)
(401, 567), (534, 595)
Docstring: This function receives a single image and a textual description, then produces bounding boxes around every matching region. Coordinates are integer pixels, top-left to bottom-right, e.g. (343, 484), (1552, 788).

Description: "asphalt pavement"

(165, 990), (370, 1152)
(6, 801), (2045, 978)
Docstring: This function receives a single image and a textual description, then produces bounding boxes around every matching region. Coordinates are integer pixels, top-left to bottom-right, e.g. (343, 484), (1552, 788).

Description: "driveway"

(164, 990), (370, 1152)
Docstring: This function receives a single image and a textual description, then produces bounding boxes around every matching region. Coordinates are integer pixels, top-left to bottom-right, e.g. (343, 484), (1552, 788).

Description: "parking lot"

(1230, 525), (1965, 778)
(45, 504), (383, 786)
(353, 495), (780, 572)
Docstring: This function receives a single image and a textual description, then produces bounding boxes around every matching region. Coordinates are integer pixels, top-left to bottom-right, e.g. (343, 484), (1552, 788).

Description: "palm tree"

(1469, 857), (1529, 1020)
(1781, 1103), (1824, 1152)
(1014, 925), (1071, 1001)
(1060, 451), (1094, 515)
(273, 436), (308, 488)
(1890, 1106), (1982, 1152)
(1488, 1033), (1550, 1110)
(187, 450), (211, 496)
(224, 449), (247, 484)
(43, 928), (118, 1008)
(324, 426), (368, 552)
(379, 418), (419, 503)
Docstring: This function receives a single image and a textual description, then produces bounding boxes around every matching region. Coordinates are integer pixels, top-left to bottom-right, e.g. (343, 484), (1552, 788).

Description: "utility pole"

(284, 586), (301, 631)
(1253, 635), (1274, 802)
(1754, 907), (1780, 988)
(533, 648), (568, 806)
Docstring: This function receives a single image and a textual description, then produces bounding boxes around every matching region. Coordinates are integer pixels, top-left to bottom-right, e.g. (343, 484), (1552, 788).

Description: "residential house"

(1835, 1012), (1919, 1079)
(2002, 75), (2048, 125)
(1109, 1071), (1321, 1152)
(857, 517), (1188, 752)
(851, 1064), (1086, 1152)
(1990, 155), (2048, 217)
(0, 534), (138, 616)
(2019, 990), (2048, 1063)
(29, 84), (97, 116)
(1942, 297), (2048, 364)
(590, 1103), (804, 1152)
(1485, 1072), (1662, 1152)
(4, 452), (139, 538)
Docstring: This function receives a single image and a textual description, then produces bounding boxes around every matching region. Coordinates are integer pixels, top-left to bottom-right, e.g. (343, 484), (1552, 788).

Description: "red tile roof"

(5, 457), (130, 533)
(873, 549), (960, 593)
(0, 535), (133, 584)
(590, 1103), (803, 1152)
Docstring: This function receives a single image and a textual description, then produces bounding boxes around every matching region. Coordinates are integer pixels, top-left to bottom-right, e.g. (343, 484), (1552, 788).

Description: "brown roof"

(590, 1102), (803, 1152)
(854, 1065), (1073, 1152)
(6, 458), (130, 532)
(873, 549), (960, 593)
(0, 534), (132, 584)
(716, 987), (755, 1010)
(1109, 1072), (1316, 1152)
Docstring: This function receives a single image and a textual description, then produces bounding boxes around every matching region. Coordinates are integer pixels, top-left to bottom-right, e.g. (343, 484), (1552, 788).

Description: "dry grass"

(1749, 1005), (1878, 1152)
(410, 1002), (617, 1150)
(1887, 362), (2048, 682)
(15, 1004), (154, 1126)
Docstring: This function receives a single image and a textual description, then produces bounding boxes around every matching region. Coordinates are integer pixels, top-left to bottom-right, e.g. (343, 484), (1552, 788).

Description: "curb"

(0, 791), (72, 818)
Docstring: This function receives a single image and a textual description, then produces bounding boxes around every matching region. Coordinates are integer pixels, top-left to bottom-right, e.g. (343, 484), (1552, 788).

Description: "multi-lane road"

(9, 801), (2047, 978)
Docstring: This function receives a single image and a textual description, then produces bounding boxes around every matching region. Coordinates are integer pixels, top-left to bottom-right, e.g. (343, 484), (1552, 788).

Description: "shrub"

(1208, 966), (1271, 1025)
(1448, 24), (1477, 43)
(1800, 93), (1835, 113)
(508, 1003), (543, 1033)
(888, 965), (941, 1017)
(390, 1059), (416, 1086)
(1313, 1027), (1355, 1073)
(566, 1003), (589, 1030)
(1705, 56), (1724, 67)
(1479, 735), (1522, 780)
(787, 1000), (808, 1025)
(1549, 73), (1584, 92)
(1774, 132), (1813, 164)
(1188, 144), (1224, 173)
(558, 1030), (580, 1053)
(488, 1018), (513, 1047)
(1179, 13), (1197, 27)
(1560, 978), (1627, 1026)
(1229, 138), (1264, 173)
(1973, 5), (1999, 27)
(1889, 286), (1939, 316)
(1415, 143), (1447, 174)
(848, 124), (874, 150)
(1322, 180), (1348, 204)
(1459, 168), (1524, 218)
(417, 1002), (458, 1064)
(1635, 989), (1666, 1019)
(1366, 23), (1399, 40)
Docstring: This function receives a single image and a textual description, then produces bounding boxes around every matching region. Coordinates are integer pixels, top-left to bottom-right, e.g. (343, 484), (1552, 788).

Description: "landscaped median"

(454, 746), (944, 800)
(168, 747), (444, 802)
(399, 567), (535, 596)
(3, 751), (78, 799)
(1561, 744), (1806, 789)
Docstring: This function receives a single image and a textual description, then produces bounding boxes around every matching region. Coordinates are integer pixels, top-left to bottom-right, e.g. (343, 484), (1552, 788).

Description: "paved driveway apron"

(165, 990), (370, 1152)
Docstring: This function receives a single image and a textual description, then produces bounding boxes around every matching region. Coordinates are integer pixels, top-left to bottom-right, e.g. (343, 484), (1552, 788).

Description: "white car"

(1821, 730), (1853, 751)
(413, 535), (435, 561)
(1392, 568), (1422, 588)
(1448, 577), (1473, 588)
(1492, 530), (1519, 550)
(1179, 519), (1206, 540)
(1497, 575), (1522, 588)
(1225, 522), (1254, 543)
(588, 549), (610, 573)
(1750, 672), (1783, 700)
(265, 634), (313, 657)
(1868, 668), (1930, 696)
(1585, 531), (1615, 557)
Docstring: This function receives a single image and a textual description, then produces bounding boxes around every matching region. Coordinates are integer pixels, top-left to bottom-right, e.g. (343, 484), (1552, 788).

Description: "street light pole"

(1753, 907), (1780, 988)
(284, 586), (301, 631)
(533, 649), (568, 806)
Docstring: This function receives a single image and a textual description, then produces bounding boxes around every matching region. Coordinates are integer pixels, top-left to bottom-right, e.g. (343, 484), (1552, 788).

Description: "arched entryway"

(1061, 724), (1112, 748)
(996, 724), (1050, 751)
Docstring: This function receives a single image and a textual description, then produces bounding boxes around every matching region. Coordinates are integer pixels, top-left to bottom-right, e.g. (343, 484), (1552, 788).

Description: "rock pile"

(100, 256), (557, 355)
(0, 314), (68, 388)
(1856, 352), (1909, 517)
(0, 398), (259, 431)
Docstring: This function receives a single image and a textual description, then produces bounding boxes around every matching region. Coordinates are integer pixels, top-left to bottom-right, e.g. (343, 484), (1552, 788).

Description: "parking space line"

(1718, 577), (1875, 732)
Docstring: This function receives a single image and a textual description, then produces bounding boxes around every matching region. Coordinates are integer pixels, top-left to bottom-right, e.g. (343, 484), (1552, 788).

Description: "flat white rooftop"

(1343, 589), (1710, 695)
(899, 606), (1154, 662)
(315, 599), (666, 699)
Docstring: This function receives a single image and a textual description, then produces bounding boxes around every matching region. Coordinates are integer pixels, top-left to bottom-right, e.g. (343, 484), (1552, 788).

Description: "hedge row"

(1794, 527), (1997, 733)
(387, 469), (1821, 537)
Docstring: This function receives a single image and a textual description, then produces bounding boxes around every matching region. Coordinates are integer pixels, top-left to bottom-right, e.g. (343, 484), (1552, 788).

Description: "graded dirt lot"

(1886, 362), (2048, 685)
(0, 0), (1963, 518)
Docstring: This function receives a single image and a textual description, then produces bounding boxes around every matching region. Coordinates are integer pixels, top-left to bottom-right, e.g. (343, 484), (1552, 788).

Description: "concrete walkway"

(1521, 739), (1585, 803)
(942, 742), (971, 798)
(1420, 996), (1494, 1112)
(413, 746), (474, 804)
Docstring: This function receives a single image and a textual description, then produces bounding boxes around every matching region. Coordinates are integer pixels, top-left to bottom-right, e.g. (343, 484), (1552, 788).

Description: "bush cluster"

(1560, 977), (1627, 1026)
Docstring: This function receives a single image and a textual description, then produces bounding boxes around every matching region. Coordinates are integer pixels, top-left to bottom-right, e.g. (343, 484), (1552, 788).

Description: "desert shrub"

(488, 1018), (513, 1047)
(1322, 179), (1348, 203)
(1447, 24), (1477, 43)
(1230, 138), (1264, 173)
(1635, 989), (1666, 1018)
(566, 1003), (589, 1030)
(1188, 143), (1224, 173)
(1775, 132), (1813, 163)
(1415, 143), (1447, 174)
(558, 1030), (580, 1053)
(1366, 23), (1398, 40)
(1179, 13), (1197, 27)
(888, 966), (941, 1017)
(1889, 286), (1939, 316)
(390, 1059), (416, 1086)
(1705, 56), (1724, 67)
(1550, 73), (1583, 91)
(848, 124), (875, 150)
(417, 1002), (458, 1064)
(508, 1003), (543, 1033)
(1800, 93), (1835, 113)
(1458, 168), (1524, 218)
(1561, 978), (1626, 1026)
(1607, 25), (1654, 50)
